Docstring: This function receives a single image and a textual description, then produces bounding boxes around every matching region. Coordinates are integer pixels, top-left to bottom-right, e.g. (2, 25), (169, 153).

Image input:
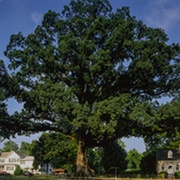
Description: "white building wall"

(20, 158), (34, 171)
(157, 160), (180, 174)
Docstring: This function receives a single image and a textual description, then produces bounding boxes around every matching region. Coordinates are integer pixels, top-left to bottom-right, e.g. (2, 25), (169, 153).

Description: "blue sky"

(0, 0), (180, 152)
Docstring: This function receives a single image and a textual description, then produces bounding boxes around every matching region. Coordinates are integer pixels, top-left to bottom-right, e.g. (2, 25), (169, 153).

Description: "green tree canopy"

(19, 141), (31, 154)
(88, 147), (104, 174)
(144, 98), (180, 150)
(2, 140), (19, 152)
(126, 148), (142, 170)
(30, 132), (77, 173)
(0, 60), (11, 140)
(102, 140), (127, 174)
(157, 98), (180, 135)
(0, 59), (24, 140)
(4, 0), (180, 176)
(140, 151), (156, 175)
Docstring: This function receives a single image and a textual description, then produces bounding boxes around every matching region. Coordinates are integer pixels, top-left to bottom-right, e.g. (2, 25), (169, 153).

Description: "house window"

(13, 158), (19, 162)
(0, 158), (4, 162)
(0, 166), (4, 170)
(161, 164), (165, 171)
(20, 160), (25, 164)
(9, 158), (13, 162)
(6, 166), (14, 171)
(176, 164), (179, 171)
(168, 150), (173, 158)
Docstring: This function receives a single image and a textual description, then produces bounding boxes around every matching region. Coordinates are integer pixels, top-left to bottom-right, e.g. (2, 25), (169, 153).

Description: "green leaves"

(1, 140), (19, 152)
(0, 60), (17, 139)
(126, 149), (142, 170)
(157, 98), (180, 134)
(30, 132), (77, 171)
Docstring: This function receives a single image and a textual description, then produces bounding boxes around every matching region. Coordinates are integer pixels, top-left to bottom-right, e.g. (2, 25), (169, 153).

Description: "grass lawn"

(0, 175), (65, 180)
(0, 176), (161, 180)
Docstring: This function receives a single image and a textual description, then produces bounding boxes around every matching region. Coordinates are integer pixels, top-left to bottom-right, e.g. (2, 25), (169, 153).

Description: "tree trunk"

(76, 140), (93, 177)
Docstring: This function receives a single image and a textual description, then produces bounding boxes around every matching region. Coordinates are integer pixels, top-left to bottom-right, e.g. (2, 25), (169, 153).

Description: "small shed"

(53, 168), (66, 175)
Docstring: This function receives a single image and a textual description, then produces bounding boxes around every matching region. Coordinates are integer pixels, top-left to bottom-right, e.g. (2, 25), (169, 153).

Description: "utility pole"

(115, 167), (117, 180)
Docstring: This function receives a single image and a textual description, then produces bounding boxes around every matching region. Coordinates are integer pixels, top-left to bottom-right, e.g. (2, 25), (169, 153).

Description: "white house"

(0, 150), (37, 174)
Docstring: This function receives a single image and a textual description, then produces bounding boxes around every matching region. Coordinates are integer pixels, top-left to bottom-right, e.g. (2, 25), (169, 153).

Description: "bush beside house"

(174, 171), (180, 179)
(14, 165), (23, 175)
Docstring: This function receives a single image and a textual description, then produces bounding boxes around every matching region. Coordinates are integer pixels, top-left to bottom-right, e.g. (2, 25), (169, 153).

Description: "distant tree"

(19, 141), (31, 154)
(126, 149), (142, 170)
(102, 140), (127, 174)
(2, 140), (19, 152)
(88, 147), (104, 174)
(4, 0), (180, 176)
(140, 151), (156, 175)
(83, 139), (126, 175)
(30, 132), (77, 174)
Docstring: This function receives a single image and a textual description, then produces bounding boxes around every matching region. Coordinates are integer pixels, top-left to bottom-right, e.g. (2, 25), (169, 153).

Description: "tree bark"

(76, 140), (93, 177)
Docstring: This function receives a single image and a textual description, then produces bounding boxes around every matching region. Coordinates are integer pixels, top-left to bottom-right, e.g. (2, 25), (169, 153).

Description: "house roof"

(157, 149), (180, 160)
(0, 152), (12, 158)
(21, 156), (34, 161)
(53, 168), (66, 173)
(16, 152), (28, 159)
(0, 150), (32, 160)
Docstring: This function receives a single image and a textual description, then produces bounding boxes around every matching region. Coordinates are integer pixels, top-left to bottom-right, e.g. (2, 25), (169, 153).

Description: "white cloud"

(145, 0), (180, 32)
(31, 12), (43, 26)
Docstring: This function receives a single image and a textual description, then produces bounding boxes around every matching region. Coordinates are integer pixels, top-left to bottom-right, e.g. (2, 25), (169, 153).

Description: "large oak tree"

(3, 0), (180, 176)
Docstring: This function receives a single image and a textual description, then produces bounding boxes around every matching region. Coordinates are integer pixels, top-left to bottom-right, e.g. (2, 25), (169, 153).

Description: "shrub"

(158, 171), (168, 179)
(174, 171), (180, 179)
(14, 165), (23, 175)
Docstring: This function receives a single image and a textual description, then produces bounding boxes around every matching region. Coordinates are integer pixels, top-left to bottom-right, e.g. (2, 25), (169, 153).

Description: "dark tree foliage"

(2, 140), (19, 152)
(140, 151), (156, 175)
(0, 60), (24, 140)
(4, 0), (180, 176)
(102, 140), (127, 174)
(157, 98), (180, 135)
(19, 142), (31, 154)
(0, 60), (9, 138)
(30, 132), (77, 173)
(144, 98), (180, 150)
(88, 147), (104, 174)
(0, 60), (11, 140)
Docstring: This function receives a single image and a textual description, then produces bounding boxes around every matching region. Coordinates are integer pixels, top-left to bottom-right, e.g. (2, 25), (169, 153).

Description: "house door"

(167, 165), (173, 175)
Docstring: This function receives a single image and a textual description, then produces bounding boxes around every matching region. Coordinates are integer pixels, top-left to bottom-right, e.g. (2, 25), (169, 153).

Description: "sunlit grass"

(0, 176), (161, 180)
(0, 175), (65, 180)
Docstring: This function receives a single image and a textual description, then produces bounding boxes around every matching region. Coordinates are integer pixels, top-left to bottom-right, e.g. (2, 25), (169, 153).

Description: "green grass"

(0, 175), (65, 180)
(0, 176), (161, 180)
